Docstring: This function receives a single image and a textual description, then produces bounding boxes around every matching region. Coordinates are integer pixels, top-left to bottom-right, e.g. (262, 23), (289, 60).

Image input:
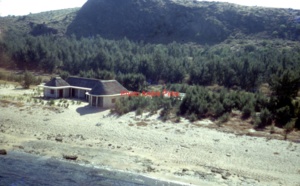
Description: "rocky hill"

(66, 0), (300, 44)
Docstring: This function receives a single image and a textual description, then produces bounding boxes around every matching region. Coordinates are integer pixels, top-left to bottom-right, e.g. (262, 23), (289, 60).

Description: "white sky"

(0, 0), (87, 17)
(0, 0), (299, 17)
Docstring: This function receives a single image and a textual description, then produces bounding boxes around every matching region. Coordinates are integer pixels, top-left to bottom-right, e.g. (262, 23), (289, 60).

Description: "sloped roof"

(90, 80), (128, 95)
(45, 77), (70, 87)
(44, 76), (127, 95)
(66, 76), (100, 89)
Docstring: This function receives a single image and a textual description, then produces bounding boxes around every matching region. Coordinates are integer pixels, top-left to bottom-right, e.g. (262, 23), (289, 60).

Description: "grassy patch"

(0, 99), (24, 107)
(136, 121), (148, 127)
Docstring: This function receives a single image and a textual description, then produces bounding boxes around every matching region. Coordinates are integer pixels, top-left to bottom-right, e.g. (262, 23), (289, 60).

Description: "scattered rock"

(226, 153), (231, 157)
(117, 146), (121, 149)
(211, 168), (223, 174)
(222, 172), (231, 180)
(147, 165), (155, 172)
(108, 144), (112, 146)
(274, 152), (279, 155)
(0, 149), (7, 155)
(75, 134), (86, 140)
(95, 123), (102, 127)
(194, 171), (214, 180)
(63, 155), (78, 160)
(13, 145), (24, 149)
(55, 136), (63, 142)
(47, 135), (52, 140)
(182, 168), (189, 172)
(180, 144), (189, 149)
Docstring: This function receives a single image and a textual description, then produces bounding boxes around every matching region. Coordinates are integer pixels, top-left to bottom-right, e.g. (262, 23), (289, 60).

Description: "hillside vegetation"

(67, 0), (300, 44)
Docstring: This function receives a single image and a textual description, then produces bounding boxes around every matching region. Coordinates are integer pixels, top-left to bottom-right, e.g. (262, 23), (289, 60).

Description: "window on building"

(112, 98), (116, 103)
(50, 89), (54, 94)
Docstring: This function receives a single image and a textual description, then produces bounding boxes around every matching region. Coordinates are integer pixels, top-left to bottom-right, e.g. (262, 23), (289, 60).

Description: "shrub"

(212, 101), (225, 118)
(242, 103), (255, 119)
(49, 100), (55, 106)
(160, 102), (172, 121)
(275, 106), (293, 127)
(135, 108), (143, 117)
(189, 113), (197, 122)
(64, 103), (69, 108)
(218, 113), (230, 124)
(283, 119), (296, 140)
(256, 108), (272, 129)
(20, 71), (35, 89)
(175, 116), (181, 123)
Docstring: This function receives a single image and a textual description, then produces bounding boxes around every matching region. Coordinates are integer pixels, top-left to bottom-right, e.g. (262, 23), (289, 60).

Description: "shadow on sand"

(76, 105), (108, 116)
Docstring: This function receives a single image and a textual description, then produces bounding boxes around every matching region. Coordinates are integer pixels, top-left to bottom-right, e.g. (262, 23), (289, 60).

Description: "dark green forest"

(1, 31), (300, 91)
(0, 0), (300, 131)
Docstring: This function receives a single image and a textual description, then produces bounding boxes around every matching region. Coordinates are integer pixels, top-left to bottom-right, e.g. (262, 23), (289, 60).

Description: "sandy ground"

(0, 85), (300, 186)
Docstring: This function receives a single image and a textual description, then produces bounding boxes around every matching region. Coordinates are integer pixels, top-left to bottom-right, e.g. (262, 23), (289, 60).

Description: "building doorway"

(59, 89), (63, 98)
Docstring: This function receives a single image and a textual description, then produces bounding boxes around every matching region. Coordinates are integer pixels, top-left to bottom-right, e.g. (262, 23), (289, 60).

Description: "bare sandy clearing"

(0, 85), (300, 186)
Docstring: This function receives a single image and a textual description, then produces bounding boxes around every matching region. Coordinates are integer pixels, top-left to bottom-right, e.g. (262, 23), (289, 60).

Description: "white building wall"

(44, 88), (56, 98)
(44, 88), (70, 98)
(103, 96), (121, 108)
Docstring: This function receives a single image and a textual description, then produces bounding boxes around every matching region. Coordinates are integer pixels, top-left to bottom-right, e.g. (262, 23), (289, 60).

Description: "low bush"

(256, 108), (272, 129)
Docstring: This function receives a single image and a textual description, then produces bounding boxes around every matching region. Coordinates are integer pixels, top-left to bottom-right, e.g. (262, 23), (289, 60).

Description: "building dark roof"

(44, 76), (127, 95)
(66, 76), (101, 89)
(45, 77), (70, 87)
(90, 80), (128, 95)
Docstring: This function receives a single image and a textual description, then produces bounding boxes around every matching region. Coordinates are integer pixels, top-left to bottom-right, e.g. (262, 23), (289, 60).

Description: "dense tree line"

(1, 32), (300, 91)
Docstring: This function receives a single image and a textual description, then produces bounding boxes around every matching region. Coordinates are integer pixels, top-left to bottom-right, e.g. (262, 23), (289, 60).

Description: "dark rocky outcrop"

(0, 149), (7, 155)
(63, 155), (78, 160)
(55, 136), (63, 142)
(30, 23), (58, 36)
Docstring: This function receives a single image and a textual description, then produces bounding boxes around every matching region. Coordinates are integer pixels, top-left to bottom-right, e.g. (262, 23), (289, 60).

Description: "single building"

(41, 76), (128, 108)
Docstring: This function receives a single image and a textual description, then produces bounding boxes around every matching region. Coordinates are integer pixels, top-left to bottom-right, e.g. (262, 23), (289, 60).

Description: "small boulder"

(63, 155), (78, 160)
(55, 136), (63, 142)
(147, 165), (155, 172)
(182, 168), (189, 172)
(222, 172), (231, 180)
(0, 149), (7, 155)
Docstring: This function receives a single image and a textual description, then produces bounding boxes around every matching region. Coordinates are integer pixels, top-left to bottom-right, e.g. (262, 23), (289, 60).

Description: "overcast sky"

(0, 0), (299, 17)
